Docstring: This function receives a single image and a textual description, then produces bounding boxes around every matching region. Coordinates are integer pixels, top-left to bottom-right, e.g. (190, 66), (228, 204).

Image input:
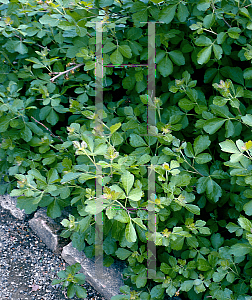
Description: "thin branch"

(222, 16), (231, 28)
(203, 28), (218, 35)
(31, 116), (64, 142)
(50, 63), (84, 82)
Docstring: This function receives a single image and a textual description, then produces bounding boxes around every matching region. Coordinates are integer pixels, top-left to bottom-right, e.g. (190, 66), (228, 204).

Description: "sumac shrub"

(1, 0), (252, 299)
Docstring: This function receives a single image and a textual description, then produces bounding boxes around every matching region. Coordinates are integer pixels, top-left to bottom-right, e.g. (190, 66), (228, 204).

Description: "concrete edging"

(0, 194), (128, 300)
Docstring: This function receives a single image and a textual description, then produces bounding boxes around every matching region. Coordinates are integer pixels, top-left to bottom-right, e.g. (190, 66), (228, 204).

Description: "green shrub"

(1, 0), (252, 299)
(52, 262), (87, 299)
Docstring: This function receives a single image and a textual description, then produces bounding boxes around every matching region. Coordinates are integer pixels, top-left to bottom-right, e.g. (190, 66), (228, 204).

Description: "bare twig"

(50, 63), (84, 82)
(31, 116), (64, 142)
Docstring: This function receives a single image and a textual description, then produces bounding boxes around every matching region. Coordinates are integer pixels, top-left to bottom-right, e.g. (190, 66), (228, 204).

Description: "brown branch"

(222, 16), (231, 28)
(50, 63), (84, 82)
(31, 116), (64, 142)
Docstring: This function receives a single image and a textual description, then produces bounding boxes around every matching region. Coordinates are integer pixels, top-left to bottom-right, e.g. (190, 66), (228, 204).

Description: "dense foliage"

(2, 0), (252, 299)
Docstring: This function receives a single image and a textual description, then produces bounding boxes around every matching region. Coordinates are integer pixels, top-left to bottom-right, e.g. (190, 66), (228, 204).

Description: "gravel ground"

(0, 204), (107, 300)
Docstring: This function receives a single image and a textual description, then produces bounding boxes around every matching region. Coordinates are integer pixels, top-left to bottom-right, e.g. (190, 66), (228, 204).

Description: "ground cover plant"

(1, 0), (252, 299)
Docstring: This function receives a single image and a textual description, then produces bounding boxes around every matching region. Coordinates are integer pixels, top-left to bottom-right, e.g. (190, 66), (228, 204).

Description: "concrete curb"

(0, 194), (128, 300)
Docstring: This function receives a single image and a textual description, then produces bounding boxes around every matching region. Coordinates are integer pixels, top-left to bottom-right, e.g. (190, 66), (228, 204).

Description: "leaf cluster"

(2, 0), (252, 299)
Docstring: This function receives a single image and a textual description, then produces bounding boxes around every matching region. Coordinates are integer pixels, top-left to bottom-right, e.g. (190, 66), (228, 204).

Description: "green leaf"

(213, 44), (223, 60)
(168, 50), (185, 66)
(110, 123), (121, 134)
(210, 233), (224, 249)
(244, 200), (252, 216)
(203, 118), (226, 134)
(221, 66), (244, 85)
(177, 2), (189, 22)
(119, 45), (132, 58)
(195, 153), (212, 164)
(238, 216), (252, 232)
(225, 119), (235, 138)
(229, 243), (252, 256)
(196, 176), (207, 193)
(10, 189), (25, 197)
(138, 154), (151, 165)
(122, 76), (136, 90)
(46, 109), (59, 125)
(244, 68), (252, 80)
(106, 207), (117, 220)
(136, 270), (147, 288)
(184, 142), (194, 158)
(103, 235), (117, 255)
(206, 178), (222, 202)
(110, 49), (123, 65)
(16, 196), (38, 214)
(132, 218), (147, 230)
(75, 286), (87, 298)
(78, 173), (96, 183)
(20, 126), (33, 142)
(197, 1), (210, 11)
(47, 169), (59, 184)
(128, 188), (142, 201)
(102, 42), (117, 54)
(157, 54), (173, 77)
(67, 283), (76, 298)
(195, 36), (212, 46)
(197, 45), (212, 65)
(111, 132), (124, 146)
(52, 279), (63, 285)
(114, 210), (130, 223)
(27, 122), (44, 136)
(14, 41), (28, 55)
(150, 284), (165, 299)
(56, 270), (68, 279)
(71, 232), (85, 252)
(84, 61), (95, 71)
(79, 215), (92, 233)
(241, 114), (252, 126)
(227, 27), (241, 39)
(178, 98), (195, 111)
(39, 14), (59, 26)
(181, 280), (194, 292)
(159, 4), (177, 24)
(219, 140), (240, 153)
(127, 27), (143, 40)
(98, 0), (113, 7)
(197, 258), (211, 271)
(125, 221), (137, 243)
(131, 2), (148, 24)
(47, 199), (61, 219)
(217, 32), (227, 44)
(244, 189), (252, 198)
(129, 134), (147, 147)
(94, 143), (107, 155)
(226, 272), (235, 284)
(194, 135), (211, 156)
(115, 248), (132, 260)
(28, 169), (47, 184)
(121, 171), (134, 195)
(226, 222), (241, 233)
(61, 172), (82, 184)
(185, 204), (200, 215)
(0, 115), (11, 132)
(170, 236), (185, 250)
(203, 13), (215, 28)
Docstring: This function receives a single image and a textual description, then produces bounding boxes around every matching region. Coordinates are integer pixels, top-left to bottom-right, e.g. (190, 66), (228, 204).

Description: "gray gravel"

(0, 204), (106, 300)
